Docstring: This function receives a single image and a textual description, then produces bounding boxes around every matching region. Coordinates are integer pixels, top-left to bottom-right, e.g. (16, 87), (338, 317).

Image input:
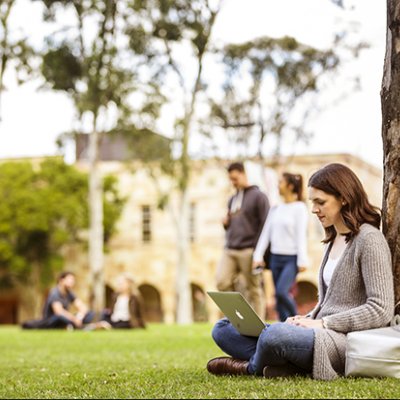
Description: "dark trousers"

(100, 310), (131, 329)
(45, 311), (95, 328)
(22, 311), (95, 329)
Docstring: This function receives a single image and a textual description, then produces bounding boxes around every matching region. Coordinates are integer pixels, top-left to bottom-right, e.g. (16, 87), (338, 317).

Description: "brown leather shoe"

(207, 357), (249, 376)
(263, 364), (308, 378)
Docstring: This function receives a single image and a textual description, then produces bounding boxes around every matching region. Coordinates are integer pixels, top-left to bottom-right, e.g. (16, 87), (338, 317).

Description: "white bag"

(345, 316), (400, 378)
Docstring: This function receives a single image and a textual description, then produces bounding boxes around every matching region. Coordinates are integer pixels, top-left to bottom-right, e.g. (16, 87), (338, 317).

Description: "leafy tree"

(381, 0), (400, 313)
(0, 158), (124, 318)
(124, 0), (223, 323)
(207, 36), (339, 161)
(0, 0), (35, 121)
(37, 0), (139, 312)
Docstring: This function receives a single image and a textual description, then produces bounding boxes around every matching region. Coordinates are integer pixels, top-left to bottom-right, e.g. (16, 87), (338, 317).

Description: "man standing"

(22, 271), (94, 329)
(216, 162), (270, 316)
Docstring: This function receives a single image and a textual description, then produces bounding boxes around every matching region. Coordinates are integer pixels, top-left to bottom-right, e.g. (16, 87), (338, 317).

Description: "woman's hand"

(286, 315), (303, 323)
(252, 260), (265, 270)
(286, 316), (323, 329)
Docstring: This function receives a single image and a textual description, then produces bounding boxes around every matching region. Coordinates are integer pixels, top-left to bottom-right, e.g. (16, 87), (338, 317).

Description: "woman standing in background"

(252, 172), (309, 321)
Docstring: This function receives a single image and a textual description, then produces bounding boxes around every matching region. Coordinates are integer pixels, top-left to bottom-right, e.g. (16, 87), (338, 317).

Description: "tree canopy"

(0, 0), (35, 120)
(0, 158), (124, 289)
(207, 36), (340, 160)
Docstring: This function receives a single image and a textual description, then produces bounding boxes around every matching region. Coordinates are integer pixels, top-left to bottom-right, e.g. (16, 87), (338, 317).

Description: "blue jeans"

(212, 318), (314, 375)
(270, 254), (298, 321)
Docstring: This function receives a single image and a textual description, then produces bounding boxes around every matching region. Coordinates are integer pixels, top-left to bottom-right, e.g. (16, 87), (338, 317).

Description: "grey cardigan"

(310, 224), (394, 380)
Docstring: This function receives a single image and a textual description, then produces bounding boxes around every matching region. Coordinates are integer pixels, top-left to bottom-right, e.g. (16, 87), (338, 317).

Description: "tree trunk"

(175, 188), (193, 324)
(381, 0), (400, 313)
(172, 4), (220, 324)
(88, 118), (105, 314)
(174, 105), (195, 325)
(173, 52), (204, 325)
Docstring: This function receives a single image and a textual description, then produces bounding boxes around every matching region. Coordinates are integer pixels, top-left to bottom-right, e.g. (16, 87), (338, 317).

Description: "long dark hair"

(308, 163), (380, 243)
(283, 172), (304, 201)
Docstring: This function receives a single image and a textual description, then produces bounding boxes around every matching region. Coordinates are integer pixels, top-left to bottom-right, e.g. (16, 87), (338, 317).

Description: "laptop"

(207, 291), (265, 337)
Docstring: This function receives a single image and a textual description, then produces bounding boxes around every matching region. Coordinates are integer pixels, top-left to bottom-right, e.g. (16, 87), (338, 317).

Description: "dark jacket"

(110, 293), (146, 329)
(225, 185), (270, 249)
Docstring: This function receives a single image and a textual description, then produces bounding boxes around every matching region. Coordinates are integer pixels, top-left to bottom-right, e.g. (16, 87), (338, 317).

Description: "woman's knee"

(263, 323), (314, 349)
(258, 323), (290, 350)
(211, 318), (230, 344)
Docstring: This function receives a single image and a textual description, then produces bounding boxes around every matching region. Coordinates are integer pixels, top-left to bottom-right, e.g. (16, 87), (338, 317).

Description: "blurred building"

(65, 152), (383, 324)
(0, 152), (383, 324)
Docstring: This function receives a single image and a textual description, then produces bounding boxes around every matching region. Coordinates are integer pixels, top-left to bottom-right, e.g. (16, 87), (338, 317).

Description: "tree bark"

(381, 0), (400, 313)
(173, 6), (219, 325)
(175, 189), (192, 324)
(88, 117), (105, 314)
(174, 71), (201, 325)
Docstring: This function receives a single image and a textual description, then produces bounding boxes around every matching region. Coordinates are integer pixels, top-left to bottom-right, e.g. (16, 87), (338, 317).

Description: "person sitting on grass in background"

(206, 163), (394, 381)
(100, 274), (146, 329)
(22, 271), (94, 330)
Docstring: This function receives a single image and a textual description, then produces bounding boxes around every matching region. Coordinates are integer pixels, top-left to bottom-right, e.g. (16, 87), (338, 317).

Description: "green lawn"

(0, 324), (399, 399)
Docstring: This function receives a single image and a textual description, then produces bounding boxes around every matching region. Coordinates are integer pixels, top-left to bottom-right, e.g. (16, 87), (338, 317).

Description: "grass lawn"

(0, 324), (399, 399)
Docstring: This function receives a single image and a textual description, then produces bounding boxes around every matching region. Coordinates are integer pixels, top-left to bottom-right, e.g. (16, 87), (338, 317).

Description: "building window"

(189, 202), (196, 243)
(142, 205), (152, 243)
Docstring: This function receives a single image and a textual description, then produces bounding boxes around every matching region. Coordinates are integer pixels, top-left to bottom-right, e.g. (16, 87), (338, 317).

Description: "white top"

(323, 257), (339, 287)
(253, 201), (309, 267)
(111, 295), (130, 322)
(323, 239), (348, 287)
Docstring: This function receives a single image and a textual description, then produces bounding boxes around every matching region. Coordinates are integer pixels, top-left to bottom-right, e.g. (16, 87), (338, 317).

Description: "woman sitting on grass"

(100, 274), (146, 329)
(207, 163), (394, 380)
